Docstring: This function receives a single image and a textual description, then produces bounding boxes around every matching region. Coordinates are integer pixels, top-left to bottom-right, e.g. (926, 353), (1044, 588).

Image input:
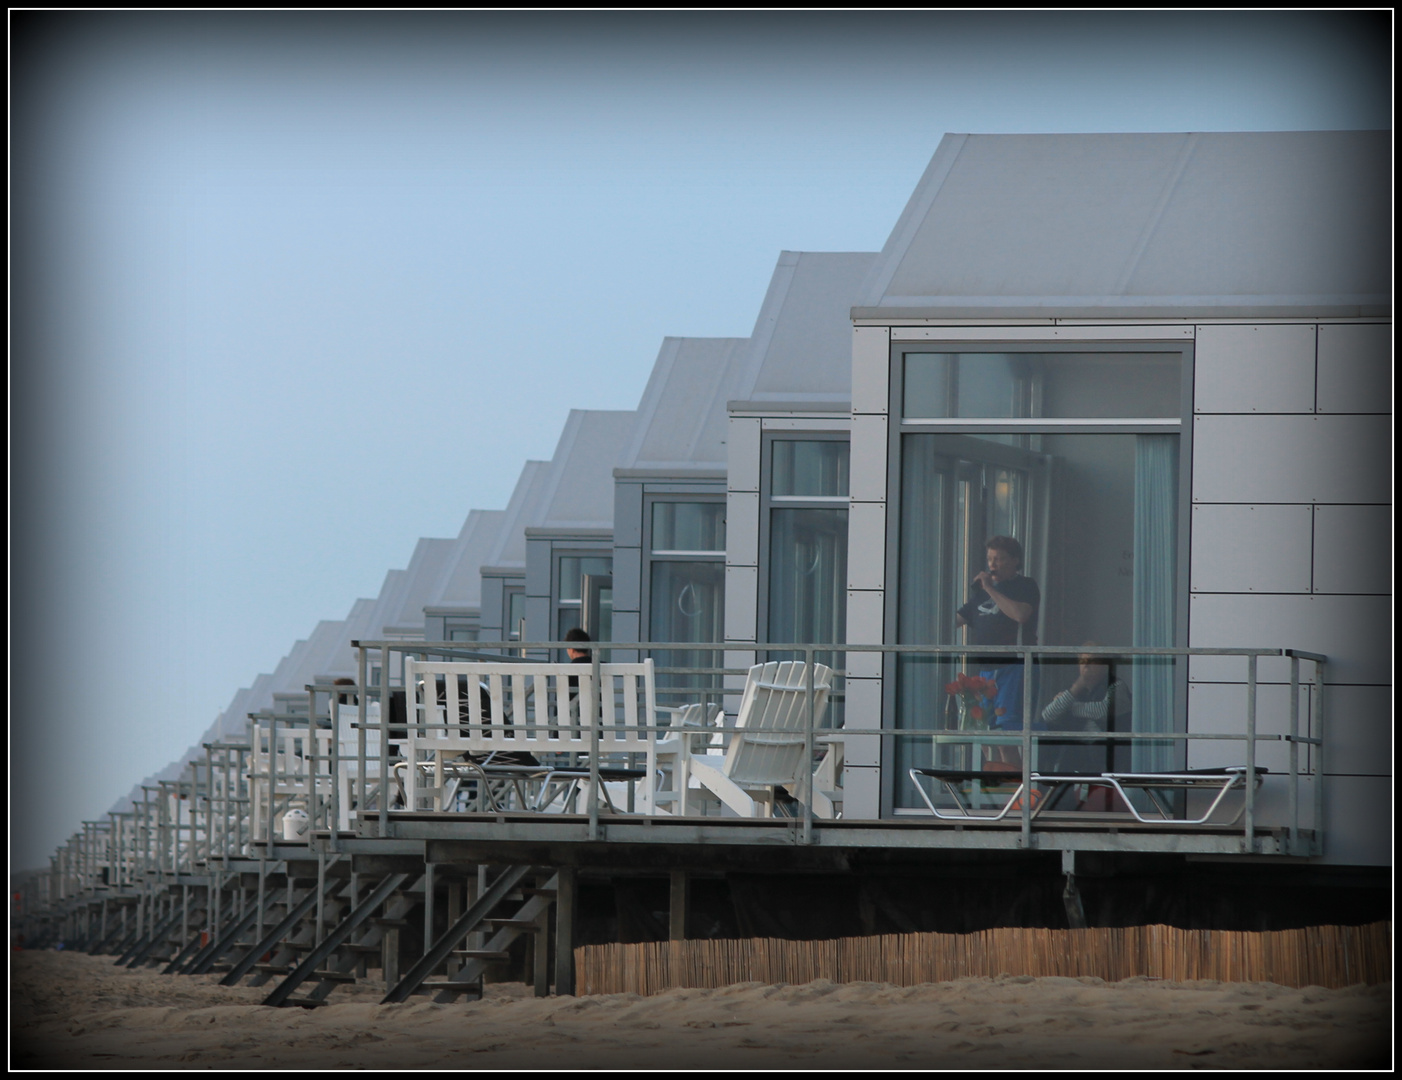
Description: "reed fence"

(575, 922), (1390, 996)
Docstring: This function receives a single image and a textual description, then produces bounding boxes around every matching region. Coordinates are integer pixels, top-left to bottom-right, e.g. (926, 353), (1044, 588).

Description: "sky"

(10, 11), (1390, 870)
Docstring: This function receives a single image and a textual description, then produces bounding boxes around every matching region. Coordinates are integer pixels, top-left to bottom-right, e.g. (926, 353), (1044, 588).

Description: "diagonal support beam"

(381, 866), (538, 1004)
(262, 873), (411, 1008)
(219, 881), (338, 986)
(184, 898), (265, 975)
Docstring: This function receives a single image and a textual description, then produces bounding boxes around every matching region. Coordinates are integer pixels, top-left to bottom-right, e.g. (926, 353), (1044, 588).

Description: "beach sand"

(10, 950), (1390, 1070)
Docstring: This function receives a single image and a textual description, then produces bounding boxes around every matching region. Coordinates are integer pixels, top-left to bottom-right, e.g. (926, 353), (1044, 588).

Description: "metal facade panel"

(1312, 504), (1392, 594)
(726, 491), (760, 566)
(841, 678), (882, 767)
(1190, 504), (1313, 593)
(724, 566), (758, 641)
(523, 596), (550, 643)
(1314, 685), (1392, 778)
(1193, 324), (1315, 414)
(1188, 593), (1390, 686)
(612, 545), (641, 615)
(851, 326), (890, 414)
(841, 765), (881, 820)
(1319, 775), (1391, 866)
(1186, 681), (1312, 773)
(524, 539), (551, 597)
(845, 594), (884, 678)
(1316, 323), (1391, 414)
(613, 482), (643, 548)
(849, 413), (888, 504)
(1191, 415), (1390, 504)
(727, 417), (761, 492)
(847, 502), (887, 592)
(610, 610), (640, 651)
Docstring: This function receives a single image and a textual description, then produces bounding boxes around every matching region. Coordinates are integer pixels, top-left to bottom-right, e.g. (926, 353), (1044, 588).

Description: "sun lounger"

(908, 765), (1269, 825)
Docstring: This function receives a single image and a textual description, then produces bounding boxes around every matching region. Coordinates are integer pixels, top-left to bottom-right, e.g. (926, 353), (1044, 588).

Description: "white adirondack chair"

(679, 661), (840, 818)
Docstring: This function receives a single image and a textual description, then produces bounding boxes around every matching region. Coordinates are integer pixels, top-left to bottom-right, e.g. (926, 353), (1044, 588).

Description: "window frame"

(882, 338), (1196, 816)
(757, 430), (852, 661)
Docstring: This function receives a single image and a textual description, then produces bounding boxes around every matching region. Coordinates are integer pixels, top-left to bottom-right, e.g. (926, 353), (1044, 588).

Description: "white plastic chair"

(680, 661), (838, 818)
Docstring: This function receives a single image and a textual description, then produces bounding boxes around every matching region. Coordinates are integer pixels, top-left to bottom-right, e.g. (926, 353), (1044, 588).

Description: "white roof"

(732, 251), (879, 405)
(855, 131), (1390, 320)
(482, 460), (552, 570)
(617, 337), (749, 473)
(531, 409), (636, 531)
(426, 509), (506, 609)
(383, 537), (458, 634)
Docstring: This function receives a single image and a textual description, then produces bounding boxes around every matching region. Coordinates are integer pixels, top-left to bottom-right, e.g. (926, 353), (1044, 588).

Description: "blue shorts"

(982, 664), (1044, 731)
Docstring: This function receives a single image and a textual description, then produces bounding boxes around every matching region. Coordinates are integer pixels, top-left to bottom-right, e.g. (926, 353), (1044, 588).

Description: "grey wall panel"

(1317, 323), (1391, 414)
(849, 414), (889, 503)
(1193, 324), (1316, 414)
(612, 546), (641, 614)
(613, 482), (643, 548)
(851, 326), (890, 415)
(847, 502), (887, 592)
(1312, 505), (1392, 594)
(724, 566), (758, 642)
(478, 578), (503, 637)
(842, 678), (882, 768)
(1313, 684), (1392, 778)
(523, 595), (551, 644)
(1187, 681), (1311, 773)
(727, 417), (762, 492)
(1189, 504), (1313, 593)
(1192, 415), (1390, 504)
(726, 491), (760, 566)
(845, 592), (884, 678)
(609, 610), (640, 651)
(1320, 775), (1391, 866)
(1188, 594), (1390, 685)
(842, 765), (881, 820)
(525, 540), (551, 597)
(724, 649), (757, 676)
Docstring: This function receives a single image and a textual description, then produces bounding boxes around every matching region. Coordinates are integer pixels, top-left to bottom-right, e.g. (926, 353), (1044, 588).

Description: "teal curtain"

(1132, 435), (1178, 773)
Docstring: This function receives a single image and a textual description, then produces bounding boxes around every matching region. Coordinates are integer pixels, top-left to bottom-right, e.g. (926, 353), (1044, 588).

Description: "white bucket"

(282, 807), (310, 842)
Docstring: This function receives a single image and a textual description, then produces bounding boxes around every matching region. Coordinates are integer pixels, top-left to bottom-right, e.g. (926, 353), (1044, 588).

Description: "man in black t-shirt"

(956, 535), (1040, 735)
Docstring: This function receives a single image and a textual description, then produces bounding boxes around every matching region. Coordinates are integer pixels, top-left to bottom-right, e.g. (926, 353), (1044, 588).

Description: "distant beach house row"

(110, 130), (1389, 871)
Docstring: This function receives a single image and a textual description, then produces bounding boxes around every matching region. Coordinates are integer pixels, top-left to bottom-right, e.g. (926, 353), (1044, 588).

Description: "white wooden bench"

(401, 657), (664, 814)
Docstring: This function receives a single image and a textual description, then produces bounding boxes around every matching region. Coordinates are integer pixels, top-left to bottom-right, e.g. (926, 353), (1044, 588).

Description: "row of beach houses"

(28, 130), (1389, 977)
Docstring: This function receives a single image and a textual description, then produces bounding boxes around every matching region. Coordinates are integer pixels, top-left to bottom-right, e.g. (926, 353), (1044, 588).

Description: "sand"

(10, 950), (1391, 1071)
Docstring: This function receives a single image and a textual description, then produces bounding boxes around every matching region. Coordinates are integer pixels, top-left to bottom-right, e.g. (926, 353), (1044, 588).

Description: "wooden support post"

(533, 906), (550, 998)
(553, 867), (577, 996)
(669, 870), (688, 941)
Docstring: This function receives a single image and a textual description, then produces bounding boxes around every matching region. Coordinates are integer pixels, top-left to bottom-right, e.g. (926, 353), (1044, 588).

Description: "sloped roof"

(855, 131), (1390, 319)
(427, 509), (506, 609)
(618, 337), (749, 473)
(733, 251), (879, 404)
(531, 409), (636, 531)
(383, 537), (457, 633)
(483, 460), (552, 569)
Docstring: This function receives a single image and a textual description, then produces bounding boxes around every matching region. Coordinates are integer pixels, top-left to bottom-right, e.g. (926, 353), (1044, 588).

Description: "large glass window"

(647, 500), (725, 706)
(765, 439), (849, 678)
(894, 348), (1185, 808)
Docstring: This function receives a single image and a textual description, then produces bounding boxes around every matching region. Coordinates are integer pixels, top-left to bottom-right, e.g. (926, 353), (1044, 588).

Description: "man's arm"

(973, 573), (1034, 624)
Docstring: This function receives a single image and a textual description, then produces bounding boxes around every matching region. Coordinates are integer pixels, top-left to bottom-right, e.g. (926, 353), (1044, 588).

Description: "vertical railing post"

(379, 644), (391, 834)
(1288, 652), (1300, 854)
(801, 647), (815, 844)
(1244, 653), (1257, 853)
(1020, 647), (1034, 848)
(1313, 657), (1326, 857)
(267, 713), (279, 849)
(588, 646), (601, 842)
